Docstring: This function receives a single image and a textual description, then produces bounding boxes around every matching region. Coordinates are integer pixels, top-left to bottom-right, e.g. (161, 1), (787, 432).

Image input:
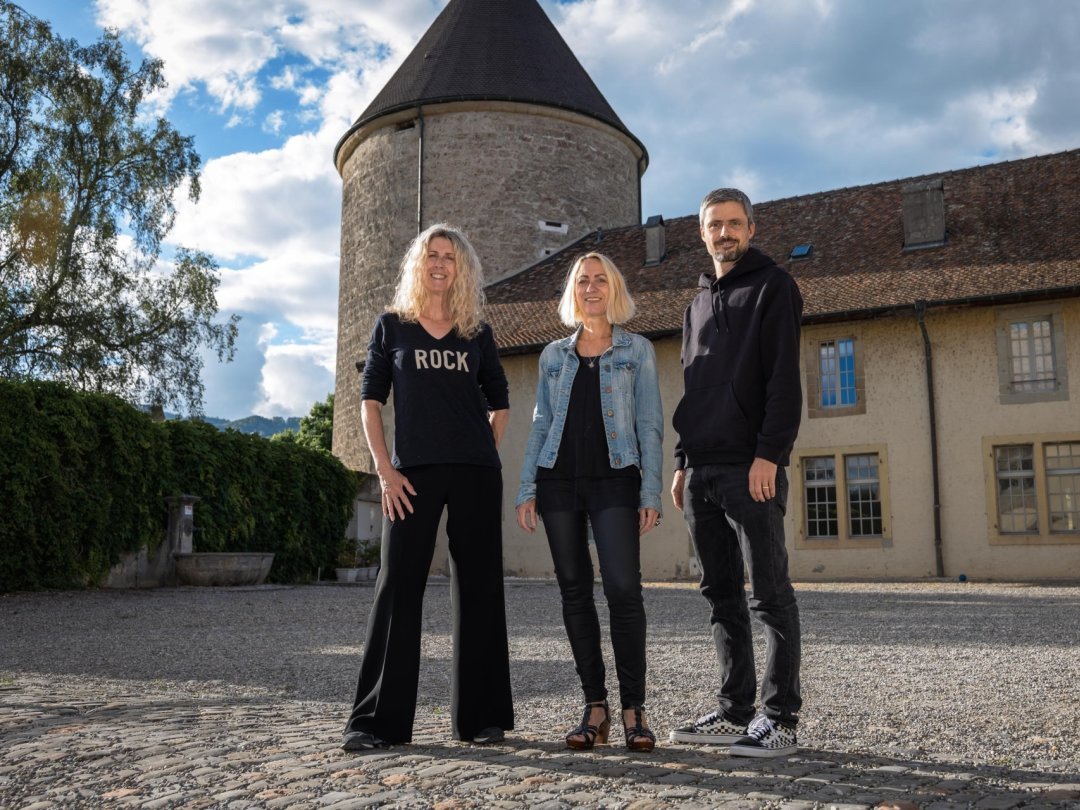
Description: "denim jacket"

(516, 325), (664, 513)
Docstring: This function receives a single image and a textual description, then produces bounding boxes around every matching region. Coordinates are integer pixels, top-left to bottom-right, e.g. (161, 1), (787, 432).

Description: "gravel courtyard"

(1, 579), (1078, 808)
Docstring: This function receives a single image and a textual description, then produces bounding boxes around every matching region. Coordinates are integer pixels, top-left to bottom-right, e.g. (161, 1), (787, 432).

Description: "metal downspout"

(416, 106), (425, 235)
(915, 300), (945, 577)
(637, 155), (644, 224)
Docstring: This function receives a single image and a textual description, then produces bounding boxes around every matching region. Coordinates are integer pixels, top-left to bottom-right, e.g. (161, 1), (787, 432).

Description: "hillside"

(200, 414), (302, 437)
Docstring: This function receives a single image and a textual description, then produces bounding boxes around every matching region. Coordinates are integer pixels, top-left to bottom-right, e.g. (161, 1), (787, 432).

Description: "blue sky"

(16, 0), (1080, 419)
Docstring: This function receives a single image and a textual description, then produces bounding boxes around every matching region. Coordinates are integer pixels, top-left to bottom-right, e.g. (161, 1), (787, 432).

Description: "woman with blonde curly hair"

(343, 223), (513, 750)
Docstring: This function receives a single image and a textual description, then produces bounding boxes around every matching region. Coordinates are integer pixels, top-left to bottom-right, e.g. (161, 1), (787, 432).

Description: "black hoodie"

(672, 246), (803, 469)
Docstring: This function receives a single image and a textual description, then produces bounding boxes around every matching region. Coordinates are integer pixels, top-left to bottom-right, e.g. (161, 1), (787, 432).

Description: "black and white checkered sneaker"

(728, 714), (797, 757)
(668, 709), (747, 744)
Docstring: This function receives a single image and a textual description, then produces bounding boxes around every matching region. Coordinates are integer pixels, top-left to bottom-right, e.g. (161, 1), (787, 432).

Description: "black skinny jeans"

(537, 477), (646, 709)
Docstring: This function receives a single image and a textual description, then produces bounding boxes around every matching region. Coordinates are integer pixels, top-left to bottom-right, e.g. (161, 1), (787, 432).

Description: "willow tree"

(0, 3), (238, 412)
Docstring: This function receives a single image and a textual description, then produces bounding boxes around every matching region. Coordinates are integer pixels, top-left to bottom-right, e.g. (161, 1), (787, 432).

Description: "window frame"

(984, 433), (1080, 545)
(805, 333), (867, 418)
(995, 304), (1068, 404)
(792, 445), (891, 549)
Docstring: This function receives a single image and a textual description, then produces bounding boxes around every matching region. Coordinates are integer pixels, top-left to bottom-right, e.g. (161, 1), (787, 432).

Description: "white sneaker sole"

(728, 742), (797, 757)
(669, 730), (744, 744)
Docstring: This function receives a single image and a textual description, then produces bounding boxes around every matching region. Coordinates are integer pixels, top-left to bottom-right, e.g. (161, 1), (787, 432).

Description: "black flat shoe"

(471, 726), (505, 744)
(341, 731), (391, 751)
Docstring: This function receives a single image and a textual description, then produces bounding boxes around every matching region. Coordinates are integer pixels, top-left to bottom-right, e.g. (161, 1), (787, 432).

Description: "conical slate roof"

(335, 0), (645, 163)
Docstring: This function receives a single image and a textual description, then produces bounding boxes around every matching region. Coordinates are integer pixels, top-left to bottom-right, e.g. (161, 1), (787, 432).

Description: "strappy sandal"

(565, 700), (610, 750)
(623, 706), (656, 752)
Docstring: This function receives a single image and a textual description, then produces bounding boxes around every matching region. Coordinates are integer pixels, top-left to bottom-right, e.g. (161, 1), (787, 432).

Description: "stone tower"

(332, 0), (648, 472)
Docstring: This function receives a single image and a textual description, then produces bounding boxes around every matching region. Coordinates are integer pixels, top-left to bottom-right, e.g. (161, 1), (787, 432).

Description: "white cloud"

(657, 0), (756, 75)
(546, 0), (1080, 215)
(262, 110), (286, 134)
(216, 251), (339, 337)
(95, 0), (279, 110)
(171, 131), (340, 260)
(94, 0), (436, 116)
(257, 322), (279, 345)
(254, 340), (336, 417)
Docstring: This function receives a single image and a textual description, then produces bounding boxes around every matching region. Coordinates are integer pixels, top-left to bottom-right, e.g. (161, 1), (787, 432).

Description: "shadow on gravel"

(338, 738), (1080, 806)
(3, 683), (1077, 808)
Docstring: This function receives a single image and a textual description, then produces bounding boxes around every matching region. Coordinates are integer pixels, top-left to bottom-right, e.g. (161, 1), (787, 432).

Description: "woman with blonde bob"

(516, 252), (663, 752)
(343, 223), (514, 751)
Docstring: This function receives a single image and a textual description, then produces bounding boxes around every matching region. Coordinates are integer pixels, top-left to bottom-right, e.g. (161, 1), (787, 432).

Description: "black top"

(673, 247), (803, 469)
(538, 353), (639, 481)
(335, 0), (647, 167)
(361, 313), (509, 469)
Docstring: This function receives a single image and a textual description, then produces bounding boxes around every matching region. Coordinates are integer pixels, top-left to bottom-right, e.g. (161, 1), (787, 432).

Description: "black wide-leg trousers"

(344, 464), (514, 743)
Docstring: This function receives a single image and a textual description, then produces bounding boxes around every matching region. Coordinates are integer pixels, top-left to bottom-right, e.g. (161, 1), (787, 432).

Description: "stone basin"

(174, 552), (274, 586)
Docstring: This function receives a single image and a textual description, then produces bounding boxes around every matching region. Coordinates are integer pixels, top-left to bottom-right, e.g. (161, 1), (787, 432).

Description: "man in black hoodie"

(668, 188), (803, 758)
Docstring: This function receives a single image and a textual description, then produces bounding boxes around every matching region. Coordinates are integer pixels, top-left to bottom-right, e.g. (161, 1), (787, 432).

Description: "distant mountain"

(155, 411), (302, 438)
(205, 414), (302, 437)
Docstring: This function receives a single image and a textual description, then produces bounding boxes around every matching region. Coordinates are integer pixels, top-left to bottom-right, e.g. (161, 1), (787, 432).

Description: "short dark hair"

(699, 188), (754, 227)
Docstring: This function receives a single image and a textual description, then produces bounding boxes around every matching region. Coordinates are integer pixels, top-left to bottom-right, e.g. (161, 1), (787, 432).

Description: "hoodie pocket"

(673, 381), (754, 454)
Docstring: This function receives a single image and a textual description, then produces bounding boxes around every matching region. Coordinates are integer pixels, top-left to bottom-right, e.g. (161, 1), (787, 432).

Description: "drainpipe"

(416, 105), (425, 235)
(636, 155), (645, 224)
(915, 300), (945, 577)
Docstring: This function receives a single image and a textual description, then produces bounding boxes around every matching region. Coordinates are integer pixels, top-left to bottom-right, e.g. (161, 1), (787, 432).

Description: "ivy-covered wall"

(0, 381), (359, 591)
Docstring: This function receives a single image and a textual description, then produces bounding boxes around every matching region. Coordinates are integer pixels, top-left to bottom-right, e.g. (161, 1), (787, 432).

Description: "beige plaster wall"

(790, 302), (1080, 580)
(925, 301), (1080, 579)
(792, 316), (938, 579)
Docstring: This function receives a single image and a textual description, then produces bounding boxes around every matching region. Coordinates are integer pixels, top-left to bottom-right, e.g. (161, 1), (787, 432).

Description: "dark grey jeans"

(682, 463), (802, 727)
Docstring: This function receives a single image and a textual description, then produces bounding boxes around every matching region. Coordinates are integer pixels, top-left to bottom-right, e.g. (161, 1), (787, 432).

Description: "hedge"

(0, 380), (360, 591)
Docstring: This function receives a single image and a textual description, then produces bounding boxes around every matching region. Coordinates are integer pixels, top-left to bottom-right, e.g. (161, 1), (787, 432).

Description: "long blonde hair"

(557, 252), (636, 327)
(389, 223), (485, 338)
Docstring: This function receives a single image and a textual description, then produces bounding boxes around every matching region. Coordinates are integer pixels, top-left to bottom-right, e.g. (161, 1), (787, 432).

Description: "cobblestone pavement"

(1, 581), (1078, 809)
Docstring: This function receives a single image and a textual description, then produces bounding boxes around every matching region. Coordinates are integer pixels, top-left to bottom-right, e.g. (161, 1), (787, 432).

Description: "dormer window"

(902, 180), (946, 250)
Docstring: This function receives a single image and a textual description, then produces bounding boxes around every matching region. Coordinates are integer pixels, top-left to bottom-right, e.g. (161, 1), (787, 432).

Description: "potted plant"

(336, 539), (380, 583)
(354, 539), (380, 580)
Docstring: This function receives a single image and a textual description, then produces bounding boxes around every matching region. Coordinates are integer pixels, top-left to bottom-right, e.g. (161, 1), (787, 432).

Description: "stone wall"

(418, 106), (641, 279)
(333, 123), (417, 472)
(333, 102), (643, 473)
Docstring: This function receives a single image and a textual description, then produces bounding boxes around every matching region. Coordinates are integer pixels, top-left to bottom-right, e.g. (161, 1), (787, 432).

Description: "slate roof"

(335, 0), (645, 165)
(484, 149), (1080, 354)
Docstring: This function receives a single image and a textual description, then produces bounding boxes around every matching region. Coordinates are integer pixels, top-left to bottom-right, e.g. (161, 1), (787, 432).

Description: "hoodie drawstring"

(712, 288), (729, 334)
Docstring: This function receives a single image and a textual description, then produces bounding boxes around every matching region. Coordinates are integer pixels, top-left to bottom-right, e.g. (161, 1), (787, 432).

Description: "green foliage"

(0, 3), (238, 413)
(0, 380), (359, 591)
(272, 392), (334, 453)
